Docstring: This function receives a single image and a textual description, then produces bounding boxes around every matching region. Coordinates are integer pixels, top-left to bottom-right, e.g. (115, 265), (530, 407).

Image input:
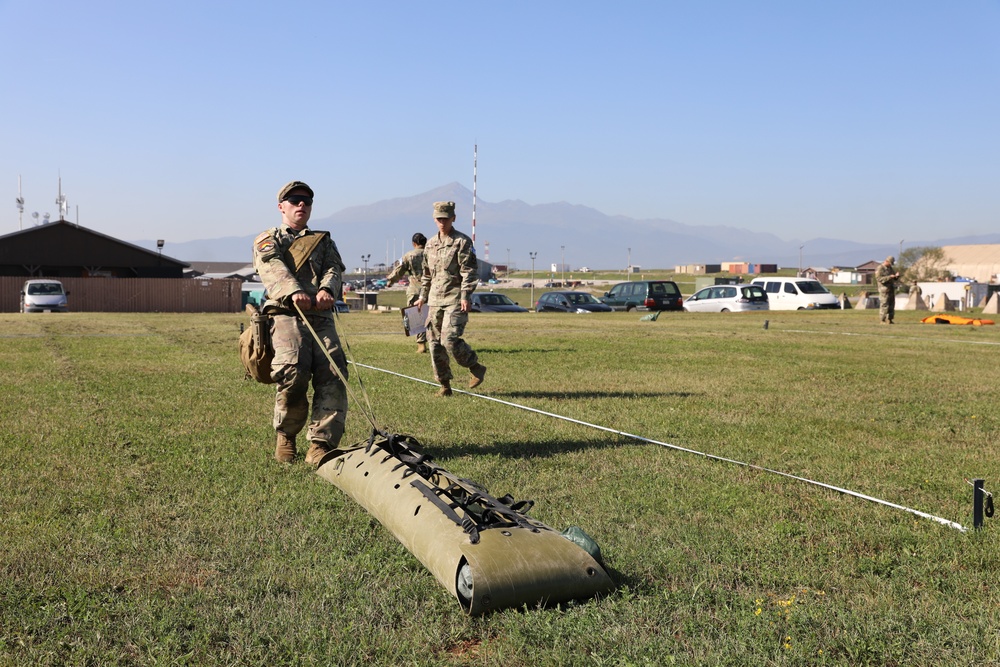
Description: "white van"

(20, 279), (69, 313)
(750, 277), (839, 310)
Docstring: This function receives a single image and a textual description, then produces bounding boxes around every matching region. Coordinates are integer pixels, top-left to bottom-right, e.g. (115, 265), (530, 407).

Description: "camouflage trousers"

(878, 289), (895, 323)
(405, 293), (427, 344)
(270, 314), (348, 447)
(426, 304), (479, 383)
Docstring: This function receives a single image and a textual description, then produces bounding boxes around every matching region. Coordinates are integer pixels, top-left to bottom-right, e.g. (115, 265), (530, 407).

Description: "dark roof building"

(184, 261), (256, 279)
(0, 219), (188, 278)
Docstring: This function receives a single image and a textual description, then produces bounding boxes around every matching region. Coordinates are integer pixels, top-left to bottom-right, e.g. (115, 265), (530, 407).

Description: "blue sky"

(2, 0), (998, 249)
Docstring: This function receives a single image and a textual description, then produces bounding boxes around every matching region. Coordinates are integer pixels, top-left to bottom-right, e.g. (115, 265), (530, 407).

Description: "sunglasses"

(283, 195), (313, 206)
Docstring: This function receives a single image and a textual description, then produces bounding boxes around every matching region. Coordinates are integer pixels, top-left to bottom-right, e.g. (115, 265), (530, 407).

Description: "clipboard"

(402, 303), (427, 337)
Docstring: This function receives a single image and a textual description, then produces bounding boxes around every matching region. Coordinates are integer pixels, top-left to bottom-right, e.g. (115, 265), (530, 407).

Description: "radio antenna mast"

(16, 175), (25, 230)
(56, 173), (68, 220)
(472, 143), (477, 246)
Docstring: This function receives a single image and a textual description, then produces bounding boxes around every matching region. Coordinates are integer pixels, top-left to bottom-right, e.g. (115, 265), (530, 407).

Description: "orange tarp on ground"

(921, 314), (995, 326)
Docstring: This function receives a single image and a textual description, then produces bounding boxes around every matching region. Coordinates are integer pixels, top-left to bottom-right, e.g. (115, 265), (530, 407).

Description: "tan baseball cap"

(277, 181), (314, 202)
(433, 201), (456, 218)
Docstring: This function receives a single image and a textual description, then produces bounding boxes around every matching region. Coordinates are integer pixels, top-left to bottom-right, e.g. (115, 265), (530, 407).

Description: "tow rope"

(349, 361), (967, 533)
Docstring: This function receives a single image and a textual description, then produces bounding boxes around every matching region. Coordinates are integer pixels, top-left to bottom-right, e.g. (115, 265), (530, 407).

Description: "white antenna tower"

(16, 175), (25, 230)
(472, 143), (477, 246)
(56, 174), (68, 220)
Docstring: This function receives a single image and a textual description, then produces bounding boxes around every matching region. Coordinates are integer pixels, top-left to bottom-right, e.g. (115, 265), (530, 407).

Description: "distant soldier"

(416, 201), (487, 396)
(386, 232), (428, 353)
(874, 255), (901, 324)
(252, 181), (348, 465)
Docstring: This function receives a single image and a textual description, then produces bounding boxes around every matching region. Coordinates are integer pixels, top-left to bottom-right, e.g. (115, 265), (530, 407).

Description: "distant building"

(676, 262), (774, 275)
(0, 218), (188, 278)
(802, 267), (833, 283)
(940, 244), (1000, 283)
(831, 267), (866, 285)
(854, 260), (879, 284)
(0, 219), (249, 313)
(186, 261), (255, 279)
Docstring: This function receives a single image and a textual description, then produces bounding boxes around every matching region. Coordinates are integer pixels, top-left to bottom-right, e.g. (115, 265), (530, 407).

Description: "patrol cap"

(885, 255), (895, 263)
(278, 181), (315, 202)
(433, 201), (456, 218)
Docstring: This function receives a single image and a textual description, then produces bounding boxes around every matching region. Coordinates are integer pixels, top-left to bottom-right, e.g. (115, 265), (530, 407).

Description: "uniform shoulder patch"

(254, 231), (277, 255)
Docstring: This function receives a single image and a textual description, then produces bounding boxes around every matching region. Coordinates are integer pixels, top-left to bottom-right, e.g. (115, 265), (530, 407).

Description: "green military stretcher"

(315, 430), (615, 615)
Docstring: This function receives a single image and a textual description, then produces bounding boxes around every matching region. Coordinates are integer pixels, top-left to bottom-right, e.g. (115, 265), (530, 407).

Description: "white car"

(20, 279), (69, 313)
(684, 284), (769, 312)
(750, 277), (840, 310)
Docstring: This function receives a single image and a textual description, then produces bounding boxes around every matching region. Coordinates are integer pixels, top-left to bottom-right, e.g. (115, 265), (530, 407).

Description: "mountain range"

(136, 183), (1000, 272)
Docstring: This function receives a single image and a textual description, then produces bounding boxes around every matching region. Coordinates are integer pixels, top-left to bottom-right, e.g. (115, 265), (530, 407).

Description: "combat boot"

(468, 363), (487, 389)
(437, 380), (452, 397)
(275, 432), (296, 463)
(305, 442), (334, 467)
(416, 342), (427, 354)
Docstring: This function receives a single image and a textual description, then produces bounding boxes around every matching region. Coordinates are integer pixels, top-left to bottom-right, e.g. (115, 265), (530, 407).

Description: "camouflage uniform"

(386, 247), (427, 344)
(874, 257), (898, 324)
(253, 225), (349, 450)
(419, 220), (480, 385)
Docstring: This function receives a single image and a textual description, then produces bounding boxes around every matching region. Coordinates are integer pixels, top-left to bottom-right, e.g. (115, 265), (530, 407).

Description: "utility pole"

(627, 247), (631, 281)
(560, 245), (565, 286)
(798, 245), (804, 276)
(362, 253), (371, 309)
(529, 251), (537, 310)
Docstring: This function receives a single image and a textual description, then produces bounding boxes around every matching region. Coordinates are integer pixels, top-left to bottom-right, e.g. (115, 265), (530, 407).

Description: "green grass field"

(2, 308), (999, 666)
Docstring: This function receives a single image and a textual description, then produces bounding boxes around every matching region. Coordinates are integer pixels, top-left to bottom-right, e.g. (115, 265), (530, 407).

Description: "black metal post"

(973, 478), (985, 530)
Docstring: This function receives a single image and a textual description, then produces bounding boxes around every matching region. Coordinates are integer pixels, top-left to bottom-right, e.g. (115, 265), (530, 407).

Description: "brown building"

(0, 218), (188, 278)
(0, 219), (241, 312)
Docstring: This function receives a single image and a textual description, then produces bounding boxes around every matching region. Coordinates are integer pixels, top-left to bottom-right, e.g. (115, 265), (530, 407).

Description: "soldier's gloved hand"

(315, 290), (335, 311)
(291, 291), (313, 311)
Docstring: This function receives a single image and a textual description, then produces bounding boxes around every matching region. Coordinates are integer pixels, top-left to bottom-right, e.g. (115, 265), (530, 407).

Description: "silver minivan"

(20, 279), (69, 313)
(684, 284), (769, 312)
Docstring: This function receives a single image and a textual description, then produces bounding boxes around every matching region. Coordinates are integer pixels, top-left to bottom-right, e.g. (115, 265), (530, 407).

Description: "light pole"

(627, 247), (631, 281)
(798, 245), (804, 276)
(529, 251), (537, 309)
(560, 245), (565, 286)
(362, 253), (370, 309)
(899, 239), (904, 260)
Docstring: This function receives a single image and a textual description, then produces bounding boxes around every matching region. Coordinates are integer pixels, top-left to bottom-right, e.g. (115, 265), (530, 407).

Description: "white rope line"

(778, 328), (1000, 347)
(965, 478), (994, 498)
(293, 304), (380, 431)
(350, 360), (967, 533)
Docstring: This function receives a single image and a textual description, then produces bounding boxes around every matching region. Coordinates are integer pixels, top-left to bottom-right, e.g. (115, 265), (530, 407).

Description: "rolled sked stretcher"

(315, 430), (615, 615)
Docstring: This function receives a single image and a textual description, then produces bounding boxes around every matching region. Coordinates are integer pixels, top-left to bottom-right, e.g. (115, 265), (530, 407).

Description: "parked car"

(20, 279), (69, 313)
(600, 280), (683, 311)
(535, 291), (613, 313)
(470, 292), (528, 313)
(750, 277), (839, 310)
(684, 284), (769, 312)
